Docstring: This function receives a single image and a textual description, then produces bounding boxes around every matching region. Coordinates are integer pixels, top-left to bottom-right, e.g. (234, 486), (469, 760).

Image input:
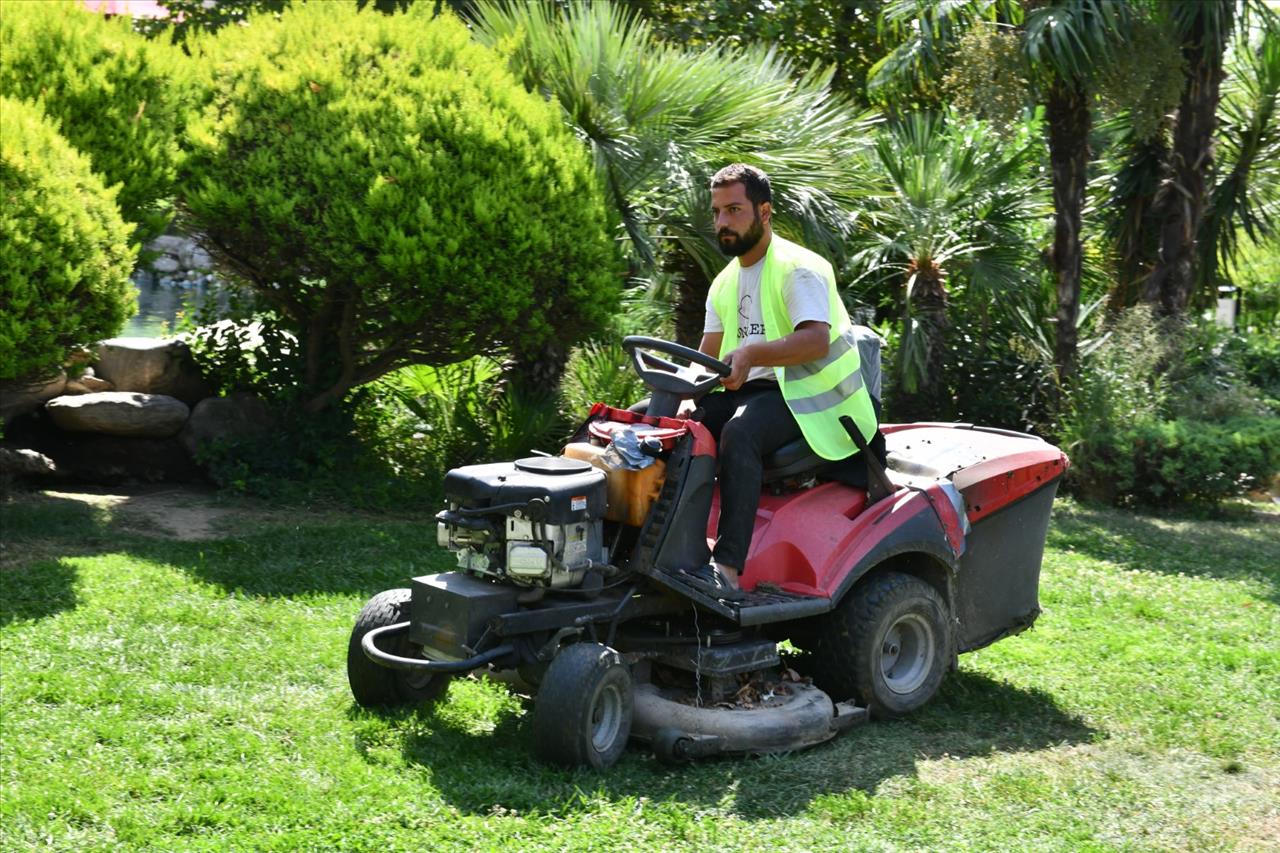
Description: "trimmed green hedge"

(0, 0), (201, 244)
(1068, 416), (1280, 507)
(181, 2), (618, 410)
(0, 97), (135, 382)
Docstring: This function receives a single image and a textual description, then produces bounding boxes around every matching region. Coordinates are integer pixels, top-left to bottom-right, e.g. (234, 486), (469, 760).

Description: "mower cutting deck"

(347, 336), (1068, 769)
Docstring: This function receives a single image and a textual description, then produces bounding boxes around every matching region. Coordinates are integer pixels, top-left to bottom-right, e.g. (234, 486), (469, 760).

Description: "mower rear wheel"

(532, 643), (633, 770)
(807, 572), (948, 718)
(347, 588), (451, 709)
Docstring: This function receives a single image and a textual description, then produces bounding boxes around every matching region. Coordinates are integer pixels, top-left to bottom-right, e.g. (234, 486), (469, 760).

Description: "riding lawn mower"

(347, 336), (1068, 769)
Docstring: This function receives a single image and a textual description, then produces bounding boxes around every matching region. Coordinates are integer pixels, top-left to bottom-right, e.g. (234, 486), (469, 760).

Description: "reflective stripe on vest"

(708, 235), (877, 460)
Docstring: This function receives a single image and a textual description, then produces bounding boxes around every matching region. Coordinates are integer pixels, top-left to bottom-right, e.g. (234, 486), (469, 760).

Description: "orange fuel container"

(563, 441), (666, 527)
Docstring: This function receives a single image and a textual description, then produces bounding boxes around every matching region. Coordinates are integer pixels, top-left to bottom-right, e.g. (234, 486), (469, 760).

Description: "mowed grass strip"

(2, 493), (1277, 852)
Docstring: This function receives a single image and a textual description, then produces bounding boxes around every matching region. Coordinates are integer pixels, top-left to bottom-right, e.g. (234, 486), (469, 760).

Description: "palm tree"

(1195, 15), (1280, 303)
(846, 113), (1044, 418)
(1143, 0), (1239, 316)
(471, 0), (878, 349)
(870, 0), (1134, 382)
(1104, 4), (1277, 315)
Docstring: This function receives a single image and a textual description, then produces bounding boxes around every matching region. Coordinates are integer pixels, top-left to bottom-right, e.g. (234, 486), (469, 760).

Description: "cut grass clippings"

(1, 490), (1277, 851)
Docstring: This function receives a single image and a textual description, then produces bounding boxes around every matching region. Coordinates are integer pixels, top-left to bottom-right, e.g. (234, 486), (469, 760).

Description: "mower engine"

(435, 456), (608, 589)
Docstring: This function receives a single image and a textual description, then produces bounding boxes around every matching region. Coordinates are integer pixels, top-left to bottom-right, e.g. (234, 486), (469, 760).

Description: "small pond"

(122, 268), (231, 338)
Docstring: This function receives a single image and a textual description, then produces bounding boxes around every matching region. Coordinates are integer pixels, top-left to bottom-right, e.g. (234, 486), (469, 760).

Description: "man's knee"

(719, 416), (762, 462)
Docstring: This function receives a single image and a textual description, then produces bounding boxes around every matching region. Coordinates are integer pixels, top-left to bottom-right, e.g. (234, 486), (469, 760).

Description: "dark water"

(122, 269), (229, 338)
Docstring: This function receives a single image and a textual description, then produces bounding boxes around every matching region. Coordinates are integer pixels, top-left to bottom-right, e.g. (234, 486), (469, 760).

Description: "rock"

(92, 337), (212, 403)
(151, 255), (180, 274)
(46, 392), (190, 438)
(66, 370), (115, 394)
(0, 372), (67, 425)
(0, 446), (60, 479)
(179, 394), (275, 458)
(148, 234), (189, 255)
(10, 424), (202, 485)
(183, 246), (212, 270)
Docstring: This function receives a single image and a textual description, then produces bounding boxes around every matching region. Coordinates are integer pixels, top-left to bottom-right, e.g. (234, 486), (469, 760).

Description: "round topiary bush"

(181, 3), (620, 411)
(0, 0), (202, 244)
(0, 97), (136, 383)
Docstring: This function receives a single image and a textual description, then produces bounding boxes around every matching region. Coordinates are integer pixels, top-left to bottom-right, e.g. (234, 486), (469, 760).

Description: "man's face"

(711, 182), (769, 257)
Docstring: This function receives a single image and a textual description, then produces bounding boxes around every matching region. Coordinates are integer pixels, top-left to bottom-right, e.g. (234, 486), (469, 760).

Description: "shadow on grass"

(368, 667), (1095, 821)
(0, 559), (79, 627)
(1, 488), (451, 602)
(0, 494), (110, 626)
(1050, 501), (1280, 604)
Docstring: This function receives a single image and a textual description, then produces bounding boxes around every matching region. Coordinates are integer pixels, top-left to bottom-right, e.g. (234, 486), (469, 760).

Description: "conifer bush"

(0, 97), (135, 382)
(0, 0), (201, 245)
(181, 3), (619, 412)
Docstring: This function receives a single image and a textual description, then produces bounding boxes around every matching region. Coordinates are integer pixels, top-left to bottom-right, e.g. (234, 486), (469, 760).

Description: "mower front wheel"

(347, 588), (451, 709)
(808, 572), (949, 718)
(532, 643), (633, 770)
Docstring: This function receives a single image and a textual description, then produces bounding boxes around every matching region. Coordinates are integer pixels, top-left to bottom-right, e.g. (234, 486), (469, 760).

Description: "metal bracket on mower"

(361, 621), (515, 672)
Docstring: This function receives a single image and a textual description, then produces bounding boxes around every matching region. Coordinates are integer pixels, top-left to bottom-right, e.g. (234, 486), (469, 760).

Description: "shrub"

(181, 3), (619, 412)
(1067, 417), (1280, 507)
(0, 97), (135, 382)
(1060, 307), (1280, 507)
(0, 0), (201, 245)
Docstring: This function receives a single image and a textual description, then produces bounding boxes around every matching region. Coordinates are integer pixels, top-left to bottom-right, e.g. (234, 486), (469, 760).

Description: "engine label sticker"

(571, 495), (587, 511)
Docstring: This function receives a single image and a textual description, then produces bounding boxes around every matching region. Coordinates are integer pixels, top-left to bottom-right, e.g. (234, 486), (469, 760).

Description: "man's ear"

(759, 201), (773, 225)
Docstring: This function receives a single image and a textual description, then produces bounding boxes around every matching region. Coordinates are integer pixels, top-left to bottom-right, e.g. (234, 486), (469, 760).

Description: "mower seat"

(761, 437), (825, 482)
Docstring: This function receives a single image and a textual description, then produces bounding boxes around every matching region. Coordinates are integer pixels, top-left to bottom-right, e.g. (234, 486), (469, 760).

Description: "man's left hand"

(721, 345), (755, 390)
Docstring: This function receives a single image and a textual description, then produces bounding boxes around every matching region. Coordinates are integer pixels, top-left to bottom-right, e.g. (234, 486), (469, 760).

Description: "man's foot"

(680, 562), (746, 602)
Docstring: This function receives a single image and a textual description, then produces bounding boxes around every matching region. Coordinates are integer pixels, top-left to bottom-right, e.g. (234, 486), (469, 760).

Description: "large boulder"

(46, 392), (190, 438)
(93, 337), (212, 403)
(0, 372), (67, 425)
(179, 393), (275, 458)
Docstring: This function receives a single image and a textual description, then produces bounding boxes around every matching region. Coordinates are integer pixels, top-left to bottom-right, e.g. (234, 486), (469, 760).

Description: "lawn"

(2, 488), (1277, 852)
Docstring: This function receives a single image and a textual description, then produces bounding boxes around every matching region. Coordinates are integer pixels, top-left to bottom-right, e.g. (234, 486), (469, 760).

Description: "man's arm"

(719, 322), (829, 390)
(698, 332), (723, 360)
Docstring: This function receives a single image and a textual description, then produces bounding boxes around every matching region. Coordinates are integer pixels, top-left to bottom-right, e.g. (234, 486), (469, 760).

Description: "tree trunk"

(671, 249), (712, 348)
(501, 338), (568, 400)
(1144, 5), (1232, 317)
(1046, 79), (1091, 384)
(894, 261), (948, 421)
(1110, 134), (1169, 310)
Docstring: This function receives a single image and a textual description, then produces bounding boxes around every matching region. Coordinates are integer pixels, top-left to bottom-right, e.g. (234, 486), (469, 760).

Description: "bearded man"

(688, 163), (878, 599)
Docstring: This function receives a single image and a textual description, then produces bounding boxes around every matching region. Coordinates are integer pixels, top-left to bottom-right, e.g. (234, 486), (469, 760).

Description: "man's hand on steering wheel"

(721, 344), (757, 391)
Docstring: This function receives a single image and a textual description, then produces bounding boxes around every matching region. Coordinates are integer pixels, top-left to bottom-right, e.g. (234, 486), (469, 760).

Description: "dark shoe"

(680, 563), (746, 602)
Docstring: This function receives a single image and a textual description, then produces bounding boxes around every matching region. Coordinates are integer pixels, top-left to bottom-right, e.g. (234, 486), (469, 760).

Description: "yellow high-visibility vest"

(708, 234), (877, 460)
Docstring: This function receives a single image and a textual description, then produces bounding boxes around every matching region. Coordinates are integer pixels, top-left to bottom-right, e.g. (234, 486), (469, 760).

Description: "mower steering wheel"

(621, 336), (731, 400)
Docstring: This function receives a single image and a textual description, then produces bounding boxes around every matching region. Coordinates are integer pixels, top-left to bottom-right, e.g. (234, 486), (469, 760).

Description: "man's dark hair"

(710, 163), (772, 206)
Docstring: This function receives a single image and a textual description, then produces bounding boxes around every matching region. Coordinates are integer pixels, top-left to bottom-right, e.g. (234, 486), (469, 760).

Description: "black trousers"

(693, 380), (802, 569)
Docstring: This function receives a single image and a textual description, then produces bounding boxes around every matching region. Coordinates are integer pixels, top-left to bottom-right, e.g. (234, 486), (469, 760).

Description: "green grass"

(2, 491), (1277, 851)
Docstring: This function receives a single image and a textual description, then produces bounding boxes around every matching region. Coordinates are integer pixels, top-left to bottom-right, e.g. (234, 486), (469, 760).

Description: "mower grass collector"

(347, 337), (1068, 769)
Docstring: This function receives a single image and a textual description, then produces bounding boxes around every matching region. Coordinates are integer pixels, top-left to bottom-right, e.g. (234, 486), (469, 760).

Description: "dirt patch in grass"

(39, 486), (235, 541)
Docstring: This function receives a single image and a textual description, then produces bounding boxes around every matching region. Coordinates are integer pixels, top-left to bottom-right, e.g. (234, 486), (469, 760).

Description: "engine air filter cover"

(513, 456), (592, 475)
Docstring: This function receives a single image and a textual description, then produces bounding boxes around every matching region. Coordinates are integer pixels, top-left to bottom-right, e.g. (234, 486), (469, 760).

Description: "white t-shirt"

(703, 258), (831, 384)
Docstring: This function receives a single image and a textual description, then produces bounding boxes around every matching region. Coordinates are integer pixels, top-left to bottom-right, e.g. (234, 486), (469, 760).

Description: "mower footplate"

(642, 564), (831, 626)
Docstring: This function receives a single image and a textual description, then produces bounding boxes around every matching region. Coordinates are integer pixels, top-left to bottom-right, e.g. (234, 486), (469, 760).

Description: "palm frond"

(1200, 16), (1280, 288)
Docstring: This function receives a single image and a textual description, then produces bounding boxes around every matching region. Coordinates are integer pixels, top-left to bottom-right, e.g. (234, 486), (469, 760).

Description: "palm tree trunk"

(895, 261), (948, 421)
(502, 339), (568, 399)
(1046, 79), (1091, 383)
(1144, 4), (1233, 317)
(1110, 134), (1169, 310)
(671, 249), (712, 348)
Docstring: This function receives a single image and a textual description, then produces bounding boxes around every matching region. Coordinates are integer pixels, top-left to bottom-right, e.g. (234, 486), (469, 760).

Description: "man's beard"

(717, 214), (765, 257)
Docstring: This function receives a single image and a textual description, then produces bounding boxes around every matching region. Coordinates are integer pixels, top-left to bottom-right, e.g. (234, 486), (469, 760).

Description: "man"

(689, 163), (878, 599)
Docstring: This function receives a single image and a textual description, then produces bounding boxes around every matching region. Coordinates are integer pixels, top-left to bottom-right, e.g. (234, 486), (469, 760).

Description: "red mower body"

(711, 422), (1067, 646)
